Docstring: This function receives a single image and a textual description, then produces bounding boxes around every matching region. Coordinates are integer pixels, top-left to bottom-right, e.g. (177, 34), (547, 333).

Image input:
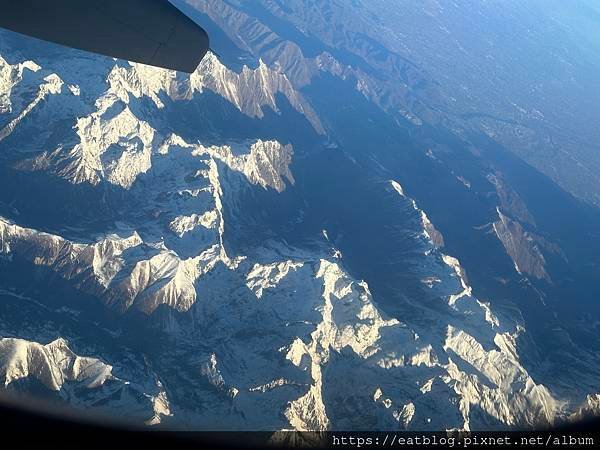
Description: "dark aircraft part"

(0, 0), (209, 73)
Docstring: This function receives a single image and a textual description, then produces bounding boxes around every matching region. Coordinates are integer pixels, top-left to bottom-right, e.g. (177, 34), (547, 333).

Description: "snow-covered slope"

(0, 51), (319, 188)
(1, 14), (599, 431)
(0, 127), (569, 430)
(0, 337), (113, 390)
(0, 335), (170, 424)
(0, 132), (297, 314)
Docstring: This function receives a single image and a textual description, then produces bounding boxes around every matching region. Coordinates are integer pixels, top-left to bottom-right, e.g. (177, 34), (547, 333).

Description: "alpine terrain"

(1, 0), (600, 431)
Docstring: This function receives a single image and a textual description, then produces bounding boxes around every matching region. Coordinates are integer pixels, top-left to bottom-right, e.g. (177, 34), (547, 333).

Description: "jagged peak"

(0, 56), (41, 114)
(0, 337), (113, 391)
(205, 139), (295, 193)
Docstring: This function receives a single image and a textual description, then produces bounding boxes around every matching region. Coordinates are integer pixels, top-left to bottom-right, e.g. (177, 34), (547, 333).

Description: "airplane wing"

(0, 0), (210, 73)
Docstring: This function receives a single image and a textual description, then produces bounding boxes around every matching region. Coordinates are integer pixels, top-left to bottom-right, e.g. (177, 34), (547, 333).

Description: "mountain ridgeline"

(0, 0), (600, 430)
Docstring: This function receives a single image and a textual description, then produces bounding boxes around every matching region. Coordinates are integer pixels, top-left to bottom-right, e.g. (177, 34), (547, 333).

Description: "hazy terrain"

(0, 0), (599, 431)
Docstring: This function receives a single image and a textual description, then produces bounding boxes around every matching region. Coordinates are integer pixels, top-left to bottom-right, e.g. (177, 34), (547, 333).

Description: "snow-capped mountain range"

(1, 0), (600, 431)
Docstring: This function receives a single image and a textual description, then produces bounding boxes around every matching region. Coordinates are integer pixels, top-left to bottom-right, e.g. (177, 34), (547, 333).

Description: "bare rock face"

(493, 209), (550, 282)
